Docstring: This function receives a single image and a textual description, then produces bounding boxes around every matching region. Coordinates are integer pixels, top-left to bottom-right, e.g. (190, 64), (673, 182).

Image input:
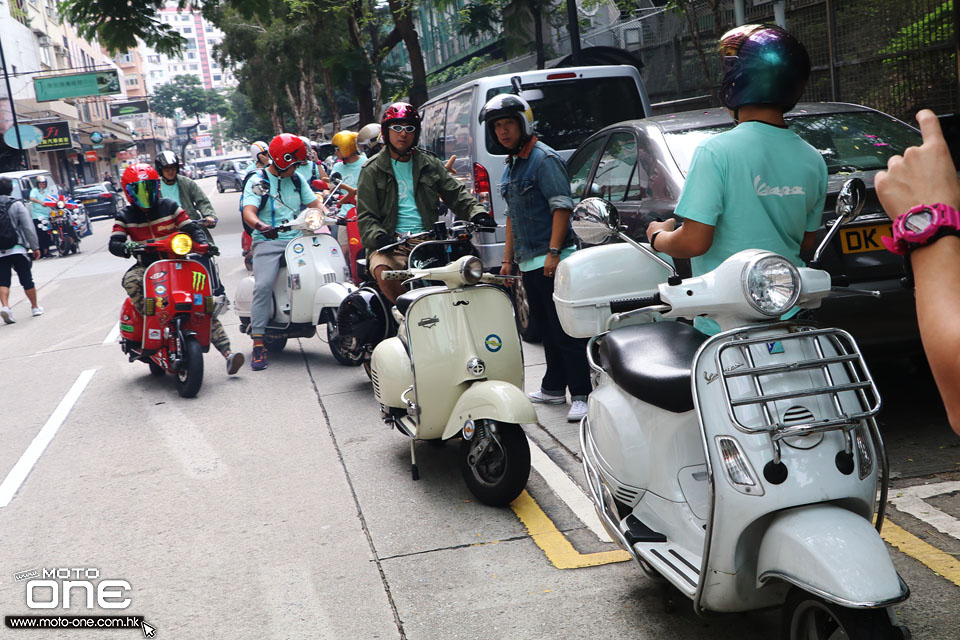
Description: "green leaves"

(151, 75), (229, 120)
(58, 0), (188, 55)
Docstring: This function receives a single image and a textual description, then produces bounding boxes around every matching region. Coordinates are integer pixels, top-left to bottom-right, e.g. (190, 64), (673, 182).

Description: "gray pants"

(250, 239), (289, 335)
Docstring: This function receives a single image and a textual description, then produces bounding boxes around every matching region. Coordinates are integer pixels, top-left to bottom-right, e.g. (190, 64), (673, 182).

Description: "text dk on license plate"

(840, 223), (892, 254)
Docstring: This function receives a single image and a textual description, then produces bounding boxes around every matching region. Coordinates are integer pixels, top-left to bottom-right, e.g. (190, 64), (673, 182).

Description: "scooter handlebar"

(382, 269), (414, 281)
(610, 293), (662, 313)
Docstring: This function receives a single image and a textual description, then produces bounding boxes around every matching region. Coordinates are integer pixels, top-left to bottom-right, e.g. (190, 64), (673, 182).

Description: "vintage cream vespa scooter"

(369, 251), (537, 506)
(554, 183), (910, 639)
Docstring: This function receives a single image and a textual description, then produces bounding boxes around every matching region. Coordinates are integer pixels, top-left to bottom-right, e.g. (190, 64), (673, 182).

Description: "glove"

(206, 244), (220, 256)
(471, 213), (496, 230)
(123, 241), (140, 257)
(256, 222), (279, 240)
(374, 233), (394, 250)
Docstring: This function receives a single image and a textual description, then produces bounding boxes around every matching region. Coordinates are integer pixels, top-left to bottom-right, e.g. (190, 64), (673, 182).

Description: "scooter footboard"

(441, 381), (538, 440)
(756, 504), (908, 607)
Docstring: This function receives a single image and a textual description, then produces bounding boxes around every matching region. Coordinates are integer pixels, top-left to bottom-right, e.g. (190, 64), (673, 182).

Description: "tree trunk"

(348, 2), (381, 125)
(321, 66), (341, 133)
(284, 82), (308, 136)
(386, 0), (428, 108)
(532, 3), (545, 70)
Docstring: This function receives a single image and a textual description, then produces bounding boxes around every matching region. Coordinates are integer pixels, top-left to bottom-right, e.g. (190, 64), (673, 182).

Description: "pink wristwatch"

(882, 203), (960, 256)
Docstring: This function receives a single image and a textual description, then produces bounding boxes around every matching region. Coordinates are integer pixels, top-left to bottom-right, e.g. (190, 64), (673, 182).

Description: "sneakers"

(0, 307), (14, 324)
(226, 352), (245, 375)
(527, 389), (566, 405)
(31, 307), (44, 317)
(567, 399), (588, 422)
(251, 344), (268, 371)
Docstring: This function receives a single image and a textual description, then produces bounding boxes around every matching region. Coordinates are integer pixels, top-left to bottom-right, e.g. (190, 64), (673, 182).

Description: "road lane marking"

(890, 481), (960, 541)
(102, 321), (120, 345)
(881, 517), (960, 588)
(0, 369), (96, 508)
(511, 490), (629, 569)
(527, 436), (612, 543)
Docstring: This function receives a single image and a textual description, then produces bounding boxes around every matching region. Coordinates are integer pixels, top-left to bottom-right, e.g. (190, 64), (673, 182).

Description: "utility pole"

(0, 36), (29, 170)
(566, 0), (582, 66)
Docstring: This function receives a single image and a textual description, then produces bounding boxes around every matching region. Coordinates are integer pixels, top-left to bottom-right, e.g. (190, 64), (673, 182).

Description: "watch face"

(904, 209), (934, 234)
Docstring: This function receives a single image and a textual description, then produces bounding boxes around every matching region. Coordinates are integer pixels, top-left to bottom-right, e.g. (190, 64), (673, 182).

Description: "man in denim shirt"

(481, 94), (590, 422)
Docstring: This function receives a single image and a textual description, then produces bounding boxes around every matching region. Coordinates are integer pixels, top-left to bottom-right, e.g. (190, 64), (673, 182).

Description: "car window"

(631, 131), (677, 201)
(592, 132), (639, 202)
(421, 100), (447, 159)
(567, 136), (606, 200)
(485, 77), (646, 153)
(445, 89), (474, 174)
(787, 111), (921, 173)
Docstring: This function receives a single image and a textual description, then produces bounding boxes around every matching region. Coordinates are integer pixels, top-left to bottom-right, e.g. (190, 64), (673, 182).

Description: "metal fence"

(633, 0), (959, 120)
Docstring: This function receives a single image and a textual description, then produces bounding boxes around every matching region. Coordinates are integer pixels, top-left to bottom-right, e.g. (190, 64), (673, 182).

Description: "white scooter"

(369, 250), (537, 506)
(234, 199), (357, 364)
(554, 183), (910, 639)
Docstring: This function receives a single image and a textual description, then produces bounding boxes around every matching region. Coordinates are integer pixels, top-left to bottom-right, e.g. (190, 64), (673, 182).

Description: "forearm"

(912, 236), (960, 436)
(549, 209), (571, 249)
(242, 206), (262, 230)
(503, 218), (514, 262)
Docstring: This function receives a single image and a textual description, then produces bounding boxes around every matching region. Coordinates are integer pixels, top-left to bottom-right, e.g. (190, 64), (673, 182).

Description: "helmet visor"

(125, 179), (159, 209)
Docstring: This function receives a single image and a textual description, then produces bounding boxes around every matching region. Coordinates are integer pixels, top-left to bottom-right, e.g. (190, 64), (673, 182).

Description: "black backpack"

(239, 169), (302, 235)
(0, 198), (20, 251)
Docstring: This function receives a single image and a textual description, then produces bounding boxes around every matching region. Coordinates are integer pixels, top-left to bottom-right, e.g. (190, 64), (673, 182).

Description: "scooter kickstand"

(410, 439), (419, 481)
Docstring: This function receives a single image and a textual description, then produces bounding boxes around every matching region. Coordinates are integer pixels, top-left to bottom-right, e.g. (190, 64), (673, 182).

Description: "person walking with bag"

(0, 177), (43, 323)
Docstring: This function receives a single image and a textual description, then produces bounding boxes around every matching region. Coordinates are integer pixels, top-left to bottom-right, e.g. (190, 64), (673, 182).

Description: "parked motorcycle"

(43, 195), (81, 256)
(554, 183), (910, 638)
(119, 233), (215, 398)
(370, 253), (536, 505)
(233, 204), (357, 364)
(335, 220), (481, 375)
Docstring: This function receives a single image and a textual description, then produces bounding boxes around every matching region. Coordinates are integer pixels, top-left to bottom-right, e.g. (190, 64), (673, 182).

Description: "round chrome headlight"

(741, 254), (800, 316)
(304, 210), (324, 231)
(460, 256), (483, 285)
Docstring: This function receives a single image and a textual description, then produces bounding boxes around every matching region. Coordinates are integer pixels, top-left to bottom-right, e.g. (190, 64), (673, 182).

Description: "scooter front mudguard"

(756, 504), (908, 608)
(233, 275), (254, 320)
(441, 381), (538, 441)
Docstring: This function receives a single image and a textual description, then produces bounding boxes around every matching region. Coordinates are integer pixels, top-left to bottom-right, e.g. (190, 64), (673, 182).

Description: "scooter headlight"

(304, 210), (324, 231)
(742, 254), (800, 317)
(170, 233), (193, 256)
(460, 256), (483, 285)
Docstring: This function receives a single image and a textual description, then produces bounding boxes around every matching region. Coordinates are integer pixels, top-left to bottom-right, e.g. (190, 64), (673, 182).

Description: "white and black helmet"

(154, 150), (180, 173)
(479, 94), (535, 154)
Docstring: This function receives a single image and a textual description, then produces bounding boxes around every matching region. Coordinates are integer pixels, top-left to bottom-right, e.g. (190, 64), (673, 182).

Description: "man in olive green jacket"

(357, 102), (492, 302)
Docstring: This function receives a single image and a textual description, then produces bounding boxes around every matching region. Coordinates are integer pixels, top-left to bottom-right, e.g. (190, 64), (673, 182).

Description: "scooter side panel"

(406, 286), (522, 435)
(755, 504), (906, 607)
(692, 329), (881, 608)
(370, 337), (413, 409)
(233, 275), (254, 320)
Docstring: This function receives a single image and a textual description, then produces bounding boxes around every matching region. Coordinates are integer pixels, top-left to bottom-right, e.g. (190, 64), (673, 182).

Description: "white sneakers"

(527, 389), (566, 405)
(1, 306), (44, 323)
(567, 400), (588, 423)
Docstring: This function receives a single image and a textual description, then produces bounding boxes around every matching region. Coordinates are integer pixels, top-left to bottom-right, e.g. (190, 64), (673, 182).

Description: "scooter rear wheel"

(175, 337), (204, 398)
(459, 422), (530, 507)
(326, 321), (363, 366)
(782, 589), (909, 640)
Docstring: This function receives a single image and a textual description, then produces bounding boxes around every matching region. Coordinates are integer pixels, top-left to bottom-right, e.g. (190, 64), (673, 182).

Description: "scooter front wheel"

(459, 422), (530, 507)
(176, 337), (204, 398)
(782, 589), (909, 640)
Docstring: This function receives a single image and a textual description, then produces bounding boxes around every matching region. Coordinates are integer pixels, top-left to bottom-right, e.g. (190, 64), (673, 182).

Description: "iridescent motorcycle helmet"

(718, 24), (810, 115)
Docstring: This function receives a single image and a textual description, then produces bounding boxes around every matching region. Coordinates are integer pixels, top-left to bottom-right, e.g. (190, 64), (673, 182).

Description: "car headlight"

(741, 254), (800, 316)
(304, 210), (324, 231)
(170, 233), (193, 256)
(460, 256), (483, 285)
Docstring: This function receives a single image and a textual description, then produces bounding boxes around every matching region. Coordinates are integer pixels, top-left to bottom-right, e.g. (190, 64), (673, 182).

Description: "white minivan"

(418, 64), (652, 338)
(420, 65), (652, 262)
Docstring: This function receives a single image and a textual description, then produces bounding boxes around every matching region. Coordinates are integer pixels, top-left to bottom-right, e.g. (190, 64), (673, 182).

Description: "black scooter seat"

(395, 288), (437, 317)
(598, 322), (707, 413)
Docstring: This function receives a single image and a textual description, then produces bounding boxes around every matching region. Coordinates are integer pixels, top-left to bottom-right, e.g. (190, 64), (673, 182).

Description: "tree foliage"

(58, 0), (188, 55)
(152, 75), (229, 121)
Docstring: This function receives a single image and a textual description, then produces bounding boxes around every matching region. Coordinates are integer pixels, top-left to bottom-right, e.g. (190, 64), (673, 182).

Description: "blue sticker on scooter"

(485, 334), (502, 352)
(154, 284), (167, 295)
(194, 294), (203, 306)
(766, 341), (784, 354)
(293, 243), (305, 254)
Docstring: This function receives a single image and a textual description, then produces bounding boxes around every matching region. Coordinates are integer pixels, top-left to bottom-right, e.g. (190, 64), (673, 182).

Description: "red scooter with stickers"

(119, 232), (215, 398)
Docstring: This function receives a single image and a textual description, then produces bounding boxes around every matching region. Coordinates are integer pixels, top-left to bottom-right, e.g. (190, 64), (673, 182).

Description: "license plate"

(82, 199), (96, 204)
(839, 223), (892, 254)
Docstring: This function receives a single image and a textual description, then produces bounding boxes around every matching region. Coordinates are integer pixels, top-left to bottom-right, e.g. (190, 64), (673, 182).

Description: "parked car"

(566, 101), (923, 349)
(216, 158), (248, 192)
(197, 164), (218, 178)
(72, 182), (122, 219)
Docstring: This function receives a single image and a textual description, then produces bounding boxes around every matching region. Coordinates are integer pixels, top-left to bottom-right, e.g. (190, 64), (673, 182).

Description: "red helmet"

(381, 102), (421, 155)
(268, 133), (308, 171)
(121, 163), (161, 210)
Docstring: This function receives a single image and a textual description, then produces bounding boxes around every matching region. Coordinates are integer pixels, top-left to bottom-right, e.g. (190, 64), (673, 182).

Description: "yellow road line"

(881, 518), (960, 587)
(511, 490), (630, 569)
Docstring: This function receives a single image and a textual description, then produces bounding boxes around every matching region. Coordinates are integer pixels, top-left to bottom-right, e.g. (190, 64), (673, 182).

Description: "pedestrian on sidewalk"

(0, 177), (43, 323)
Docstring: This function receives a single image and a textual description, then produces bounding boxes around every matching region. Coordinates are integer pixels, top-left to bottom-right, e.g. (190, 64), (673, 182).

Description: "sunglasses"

(388, 124), (417, 134)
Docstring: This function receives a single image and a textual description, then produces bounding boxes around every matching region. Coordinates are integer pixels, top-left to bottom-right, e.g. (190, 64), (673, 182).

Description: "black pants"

(522, 267), (591, 398)
(33, 220), (50, 256)
(0, 253), (35, 289)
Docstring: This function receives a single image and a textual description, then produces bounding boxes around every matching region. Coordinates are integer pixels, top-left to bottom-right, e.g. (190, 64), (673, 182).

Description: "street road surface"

(1, 178), (958, 639)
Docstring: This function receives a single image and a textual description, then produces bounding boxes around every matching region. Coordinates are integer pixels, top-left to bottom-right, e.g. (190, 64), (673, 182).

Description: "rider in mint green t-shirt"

(645, 24), (826, 335)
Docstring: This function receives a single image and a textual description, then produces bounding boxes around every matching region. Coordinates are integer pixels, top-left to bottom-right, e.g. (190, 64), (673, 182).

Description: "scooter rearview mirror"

(812, 178), (867, 266)
(572, 197), (620, 243)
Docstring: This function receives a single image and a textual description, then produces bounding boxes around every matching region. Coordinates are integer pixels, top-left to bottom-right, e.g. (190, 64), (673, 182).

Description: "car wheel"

(216, 181), (224, 193)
